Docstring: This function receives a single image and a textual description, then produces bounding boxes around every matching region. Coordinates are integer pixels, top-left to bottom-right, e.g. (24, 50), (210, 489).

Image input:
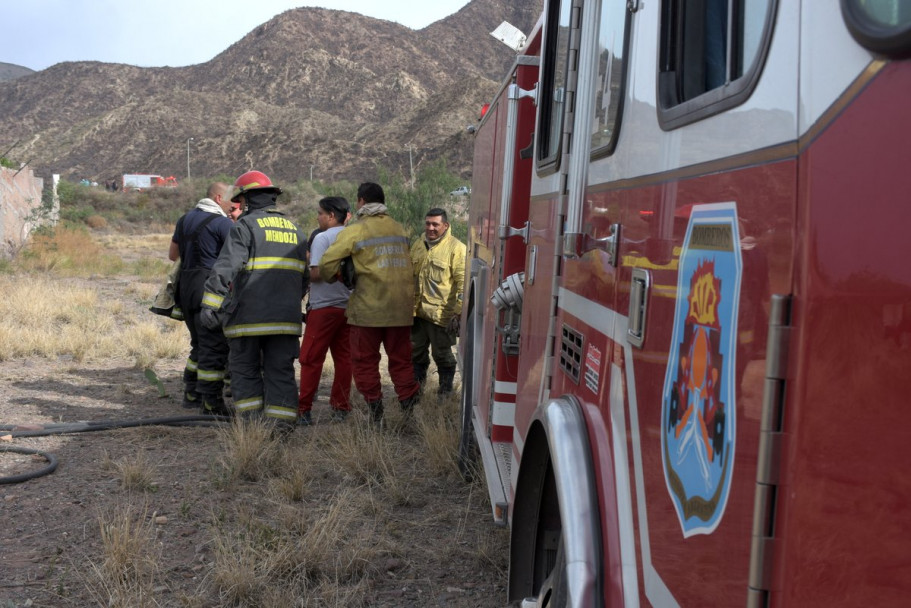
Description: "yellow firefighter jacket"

(319, 211), (414, 327)
(411, 229), (466, 326)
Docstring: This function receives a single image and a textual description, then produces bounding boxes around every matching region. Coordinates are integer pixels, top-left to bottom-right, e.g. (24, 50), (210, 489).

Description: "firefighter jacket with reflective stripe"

(319, 213), (414, 327)
(201, 207), (308, 338)
(411, 229), (466, 326)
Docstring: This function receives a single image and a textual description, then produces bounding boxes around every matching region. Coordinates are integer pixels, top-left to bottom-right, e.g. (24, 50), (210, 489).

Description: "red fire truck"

(458, 1), (911, 606)
(121, 173), (178, 191)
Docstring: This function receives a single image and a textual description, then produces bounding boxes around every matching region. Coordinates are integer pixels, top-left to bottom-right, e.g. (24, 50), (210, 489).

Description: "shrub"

(50, 166), (467, 240)
(60, 204), (97, 224)
(378, 160), (465, 240)
(16, 225), (125, 275)
(86, 214), (108, 229)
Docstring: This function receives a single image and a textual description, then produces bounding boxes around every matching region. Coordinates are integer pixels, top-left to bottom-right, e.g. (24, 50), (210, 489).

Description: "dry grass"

(84, 504), (162, 608)
(0, 230), (186, 364)
(208, 482), (383, 606)
(1, 228), (508, 607)
(0, 277), (186, 364)
(202, 391), (496, 606)
(330, 414), (401, 486)
(216, 417), (283, 483)
(16, 228), (126, 276)
(416, 393), (462, 476)
(105, 450), (158, 493)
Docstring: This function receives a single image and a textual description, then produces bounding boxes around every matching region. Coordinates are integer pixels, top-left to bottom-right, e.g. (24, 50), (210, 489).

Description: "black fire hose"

(0, 414), (229, 484)
(0, 445), (59, 484)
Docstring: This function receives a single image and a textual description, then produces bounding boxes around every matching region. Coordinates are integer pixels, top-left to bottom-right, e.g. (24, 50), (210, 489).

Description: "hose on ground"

(0, 414), (230, 484)
(0, 445), (58, 484)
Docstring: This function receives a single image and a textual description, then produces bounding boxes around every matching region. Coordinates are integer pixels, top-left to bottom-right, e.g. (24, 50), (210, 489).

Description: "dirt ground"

(0, 360), (512, 607)
(0, 253), (510, 606)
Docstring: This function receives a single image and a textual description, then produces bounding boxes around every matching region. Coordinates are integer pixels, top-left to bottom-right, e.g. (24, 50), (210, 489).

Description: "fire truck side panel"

(513, 191), (561, 450)
(464, 0), (911, 605)
(464, 56), (542, 517)
(490, 57), (540, 447)
(465, 86), (505, 457)
(595, 159), (795, 605)
(773, 59), (911, 606)
(467, 101), (500, 266)
(552, 247), (626, 604)
(544, 1), (799, 604)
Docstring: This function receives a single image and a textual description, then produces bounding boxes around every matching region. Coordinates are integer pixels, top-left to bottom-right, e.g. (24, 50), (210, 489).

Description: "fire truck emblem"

(661, 203), (742, 537)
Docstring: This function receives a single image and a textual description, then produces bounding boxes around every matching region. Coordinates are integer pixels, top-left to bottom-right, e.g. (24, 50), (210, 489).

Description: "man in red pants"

(297, 197), (353, 425)
(319, 182), (420, 425)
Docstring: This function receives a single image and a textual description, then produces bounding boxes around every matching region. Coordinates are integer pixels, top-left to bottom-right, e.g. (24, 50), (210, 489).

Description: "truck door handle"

(584, 223), (621, 266)
(562, 223), (621, 266)
(498, 221), (529, 243)
(627, 268), (650, 348)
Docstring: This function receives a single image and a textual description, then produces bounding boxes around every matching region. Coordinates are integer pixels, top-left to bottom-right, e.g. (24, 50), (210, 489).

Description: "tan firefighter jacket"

(411, 229), (466, 326)
(320, 212), (414, 327)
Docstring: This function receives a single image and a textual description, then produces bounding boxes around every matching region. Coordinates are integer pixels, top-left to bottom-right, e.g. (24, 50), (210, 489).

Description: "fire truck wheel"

(535, 534), (568, 607)
(457, 314), (479, 481)
(457, 395), (478, 480)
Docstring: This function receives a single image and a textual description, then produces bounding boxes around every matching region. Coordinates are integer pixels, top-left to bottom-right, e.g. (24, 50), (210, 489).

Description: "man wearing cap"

(168, 181), (235, 415)
(297, 196), (353, 425)
(200, 170), (309, 435)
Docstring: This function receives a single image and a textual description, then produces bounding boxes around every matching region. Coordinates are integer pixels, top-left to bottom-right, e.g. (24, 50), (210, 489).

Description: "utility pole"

(406, 143), (414, 190)
(186, 137), (194, 180)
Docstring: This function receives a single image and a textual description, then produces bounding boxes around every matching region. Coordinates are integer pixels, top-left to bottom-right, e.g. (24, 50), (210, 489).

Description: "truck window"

(537, 0), (572, 172)
(591, 0), (632, 157)
(658, 0), (776, 129)
(842, 0), (911, 56)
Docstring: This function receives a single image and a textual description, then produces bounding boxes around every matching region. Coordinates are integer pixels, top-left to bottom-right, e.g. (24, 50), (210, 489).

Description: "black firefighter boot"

(367, 399), (385, 425)
(438, 367), (456, 395)
(182, 390), (200, 410)
(413, 363), (428, 392)
(400, 392), (420, 413)
(201, 394), (231, 417)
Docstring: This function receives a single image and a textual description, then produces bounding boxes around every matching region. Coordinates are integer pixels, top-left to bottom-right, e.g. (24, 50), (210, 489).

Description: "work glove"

(446, 316), (460, 336)
(339, 256), (357, 289)
(200, 308), (222, 330)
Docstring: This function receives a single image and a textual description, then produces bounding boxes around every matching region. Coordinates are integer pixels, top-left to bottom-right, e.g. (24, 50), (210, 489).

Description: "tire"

(457, 313), (479, 480)
(536, 534), (568, 608)
(530, 466), (566, 607)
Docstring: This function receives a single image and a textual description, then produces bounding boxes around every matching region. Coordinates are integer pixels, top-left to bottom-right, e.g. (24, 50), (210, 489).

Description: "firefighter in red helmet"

(200, 170), (308, 435)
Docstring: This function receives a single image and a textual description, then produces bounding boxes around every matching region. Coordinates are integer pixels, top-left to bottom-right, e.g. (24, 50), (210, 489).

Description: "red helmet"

(231, 170), (282, 202)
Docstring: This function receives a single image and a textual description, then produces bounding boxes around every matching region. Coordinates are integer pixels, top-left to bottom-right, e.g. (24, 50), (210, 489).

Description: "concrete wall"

(0, 166), (53, 257)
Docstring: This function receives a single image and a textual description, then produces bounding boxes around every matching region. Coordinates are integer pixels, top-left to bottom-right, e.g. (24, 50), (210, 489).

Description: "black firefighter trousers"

(228, 334), (300, 425)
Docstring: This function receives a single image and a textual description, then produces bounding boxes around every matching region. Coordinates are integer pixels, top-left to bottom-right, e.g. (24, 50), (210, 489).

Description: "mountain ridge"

(0, 62), (35, 83)
(0, 0), (542, 184)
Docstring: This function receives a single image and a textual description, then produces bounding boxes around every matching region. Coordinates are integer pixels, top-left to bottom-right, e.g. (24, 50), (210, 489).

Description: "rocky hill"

(0, 62), (34, 83)
(0, 0), (541, 185)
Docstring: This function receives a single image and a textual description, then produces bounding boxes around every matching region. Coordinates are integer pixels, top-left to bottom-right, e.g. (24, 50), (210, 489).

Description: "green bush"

(60, 204), (98, 224)
(379, 160), (465, 241)
(48, 165), (467, 241)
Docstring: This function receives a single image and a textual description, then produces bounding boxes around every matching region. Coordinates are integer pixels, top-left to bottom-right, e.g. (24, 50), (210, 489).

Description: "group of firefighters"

(169, 170), (466, 435)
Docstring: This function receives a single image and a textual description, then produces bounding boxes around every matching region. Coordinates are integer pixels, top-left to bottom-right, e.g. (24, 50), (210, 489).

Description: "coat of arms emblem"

(661, 203), (742, 537)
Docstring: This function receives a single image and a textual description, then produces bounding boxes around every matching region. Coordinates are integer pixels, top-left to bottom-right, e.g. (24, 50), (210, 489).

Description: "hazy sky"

(2, 0), (472, 71)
